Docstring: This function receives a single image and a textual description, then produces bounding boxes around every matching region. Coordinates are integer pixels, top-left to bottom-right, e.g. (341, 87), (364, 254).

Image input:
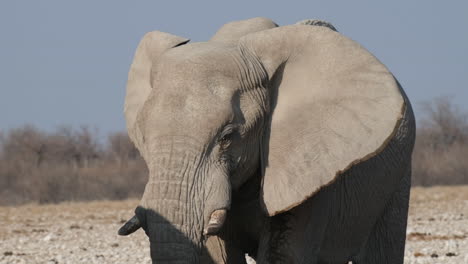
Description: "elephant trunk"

(120, 138), (231, 263)
(140, 174), (204, 263)
(146, 198), (200, 263)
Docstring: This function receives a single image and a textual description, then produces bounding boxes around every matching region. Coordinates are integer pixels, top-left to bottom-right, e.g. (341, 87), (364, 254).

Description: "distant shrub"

(1, 97), (467, 205)
(0, 126), (147, 205)
(412, 97), (468, 186)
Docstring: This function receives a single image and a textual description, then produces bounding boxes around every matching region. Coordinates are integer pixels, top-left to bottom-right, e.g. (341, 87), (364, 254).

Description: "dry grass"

(407, 232), (466, 241)
(412, 97), (468, 186)
(410, 185), (468, 202)
(0, 126), (147, 205)
(0, 199), (140, 240)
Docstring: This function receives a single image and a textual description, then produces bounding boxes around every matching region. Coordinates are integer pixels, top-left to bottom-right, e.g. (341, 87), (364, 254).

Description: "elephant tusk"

(203, 209), (227, 236)
(118, 215), (141, 236)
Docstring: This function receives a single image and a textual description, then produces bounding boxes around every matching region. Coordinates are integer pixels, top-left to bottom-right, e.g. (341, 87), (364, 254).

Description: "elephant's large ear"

(124, 31), (189, 149)
(240, 25), (405, 216)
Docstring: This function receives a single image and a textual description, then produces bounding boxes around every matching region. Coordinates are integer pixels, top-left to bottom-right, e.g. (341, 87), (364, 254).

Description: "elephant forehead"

(153, 68), (237, 101)
(161, 91), (232, 122)
(139, 43), (242, 141)
(154, 42), (242, 83)
(140, 88), (234, 143)
(151, 68), (237, 125)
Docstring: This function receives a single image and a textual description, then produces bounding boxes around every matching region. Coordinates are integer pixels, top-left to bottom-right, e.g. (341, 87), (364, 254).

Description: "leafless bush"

(1, 97), (466, 205)
(108, 131), (140, 166)
(412, 97), (468, 186)
(0, 125), (147, 205)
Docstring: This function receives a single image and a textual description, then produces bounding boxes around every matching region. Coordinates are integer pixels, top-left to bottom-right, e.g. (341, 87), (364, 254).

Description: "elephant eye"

(219, 133), (232, 149)
(218, 124), (238, 150)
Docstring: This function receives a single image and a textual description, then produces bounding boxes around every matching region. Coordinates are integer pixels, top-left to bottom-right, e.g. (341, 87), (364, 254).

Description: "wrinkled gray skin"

(119, 18), (416, 264)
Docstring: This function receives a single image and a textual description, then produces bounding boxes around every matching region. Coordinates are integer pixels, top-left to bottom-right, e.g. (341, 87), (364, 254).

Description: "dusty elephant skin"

(118, 17), (416, 263)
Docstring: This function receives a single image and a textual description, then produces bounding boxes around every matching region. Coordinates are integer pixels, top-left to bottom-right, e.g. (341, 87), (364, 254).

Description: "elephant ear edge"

(240, 25), (405, 216)
(124, 31), (189, 151)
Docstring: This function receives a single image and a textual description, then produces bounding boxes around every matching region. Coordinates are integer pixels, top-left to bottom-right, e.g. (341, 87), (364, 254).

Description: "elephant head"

(118, 17), (404, 263)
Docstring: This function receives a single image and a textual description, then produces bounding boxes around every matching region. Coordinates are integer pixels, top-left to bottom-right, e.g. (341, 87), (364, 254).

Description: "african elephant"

(118, 17), (415, 264)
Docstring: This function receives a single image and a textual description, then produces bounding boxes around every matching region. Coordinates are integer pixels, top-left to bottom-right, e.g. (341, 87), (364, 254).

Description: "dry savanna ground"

(1, 186), (467, 264)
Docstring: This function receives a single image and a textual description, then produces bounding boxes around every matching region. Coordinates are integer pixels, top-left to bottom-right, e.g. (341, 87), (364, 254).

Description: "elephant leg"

(255, 193), (331, 264)
(352, 167), (411, 264)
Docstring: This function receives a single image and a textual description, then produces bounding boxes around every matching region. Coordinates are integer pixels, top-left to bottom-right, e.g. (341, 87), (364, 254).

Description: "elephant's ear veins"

(255, 25), (405, 216)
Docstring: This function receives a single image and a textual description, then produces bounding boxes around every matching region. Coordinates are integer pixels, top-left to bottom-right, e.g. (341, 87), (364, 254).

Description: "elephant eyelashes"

(218, 125), (237, 150)
(219, 133), (232, 149)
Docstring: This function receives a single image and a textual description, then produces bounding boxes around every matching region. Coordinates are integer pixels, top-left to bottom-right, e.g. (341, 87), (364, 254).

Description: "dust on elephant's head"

(119, 17), (405, 262)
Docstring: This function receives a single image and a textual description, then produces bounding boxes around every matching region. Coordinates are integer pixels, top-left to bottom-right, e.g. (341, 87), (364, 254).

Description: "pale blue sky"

(1, 1), (467, 135)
